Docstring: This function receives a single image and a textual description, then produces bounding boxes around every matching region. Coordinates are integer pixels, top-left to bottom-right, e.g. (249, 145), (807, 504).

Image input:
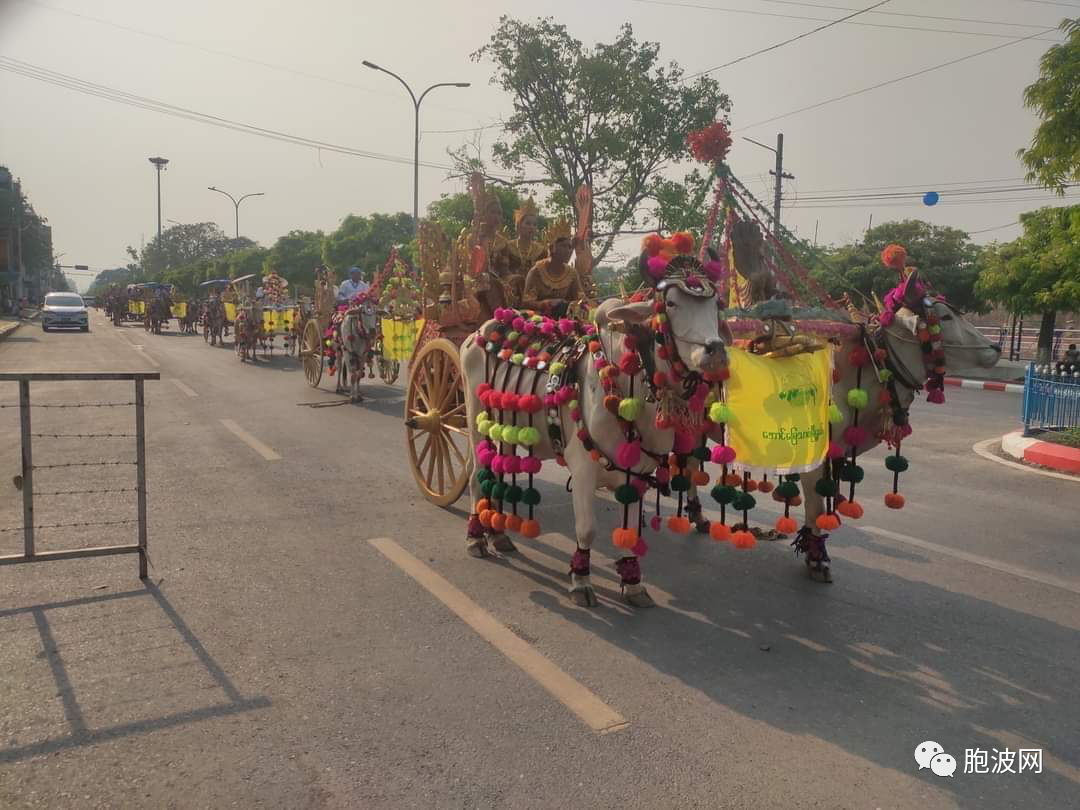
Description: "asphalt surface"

(0, 311), (1077, 809)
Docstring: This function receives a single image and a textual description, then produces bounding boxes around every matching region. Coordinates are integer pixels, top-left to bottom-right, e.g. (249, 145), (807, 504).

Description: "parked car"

(42, 292), (89, 332)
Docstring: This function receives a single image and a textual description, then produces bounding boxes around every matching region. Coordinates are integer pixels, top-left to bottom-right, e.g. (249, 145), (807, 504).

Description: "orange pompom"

(790, 495), (803, 507)
(731, 530), (757, 549)
(885, 492), (906, 509)
(590, 449), (602, 462)
(642, 233), (664, 256)
(775, 516), (799, 534)
(491, 512), (507, 532)
(757, 480), (774, 493)
(590, 340), (602, 354)
(479, 509), (494, 528)
(815, 513), (841, 531)
(556, 455), (567, 467)
(743, 479), (758, 492)
(671, 231), (695, 255)
(505, 514), (523, 533)
(520, 519), (541, 538)
(881, 243), (907, 270)
(667, 515), (692, 534)
(724, 473), (743, 487)
(692, 470), (710, 486)
(710, 522), (731, 542)
(836, 500), (864, 519)
(603, 394), (621, 415)
(476, 498), (490, 514)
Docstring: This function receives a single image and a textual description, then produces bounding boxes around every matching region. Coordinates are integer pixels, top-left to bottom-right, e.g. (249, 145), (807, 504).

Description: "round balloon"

(923, 191), (939, 206)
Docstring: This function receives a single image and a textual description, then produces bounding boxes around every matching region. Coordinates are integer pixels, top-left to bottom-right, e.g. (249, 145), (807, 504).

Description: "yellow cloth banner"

(382, 318), (424, 361)
(723, 346), (832, 475)
(224, 302), (237, 322)
(170, 302), (187, 319)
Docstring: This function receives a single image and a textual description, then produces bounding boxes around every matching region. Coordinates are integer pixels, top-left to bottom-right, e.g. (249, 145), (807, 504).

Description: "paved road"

(1, 313), (1077, 809)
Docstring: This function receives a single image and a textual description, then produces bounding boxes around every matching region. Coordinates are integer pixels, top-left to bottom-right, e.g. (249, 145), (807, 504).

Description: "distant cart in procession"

(298, 265), (338, 387)
(198, 278), (231, 345)
(371, 247), (427, 387)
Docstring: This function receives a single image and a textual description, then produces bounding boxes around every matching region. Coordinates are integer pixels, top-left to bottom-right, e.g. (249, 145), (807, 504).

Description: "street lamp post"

(361, 61), (469, 232)
(148, 157), (169, 240)
(207, 187), (265, 239)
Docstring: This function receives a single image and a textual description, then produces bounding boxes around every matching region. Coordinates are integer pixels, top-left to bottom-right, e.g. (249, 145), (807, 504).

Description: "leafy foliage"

(811, 220), (986, 313)
(264, 230), (325, 289)
(321, 213), (414, 280)
(426, 187), (532, 238)
(139, 222), (248, 275)
(464, 17), (729, 264)
(1019, 19), (1080, 192)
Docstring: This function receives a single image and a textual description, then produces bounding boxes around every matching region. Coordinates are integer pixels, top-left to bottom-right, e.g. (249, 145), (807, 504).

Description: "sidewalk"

(1002, 430), (1080, 474)
(0, 317), (23, 341)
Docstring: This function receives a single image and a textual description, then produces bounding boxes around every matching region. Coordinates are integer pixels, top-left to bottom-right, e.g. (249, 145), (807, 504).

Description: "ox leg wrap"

(686, 496), (709, 532)
(615, 555), (642, 591)
(570, 548), (591, 577)
(792, 528), (830, 569)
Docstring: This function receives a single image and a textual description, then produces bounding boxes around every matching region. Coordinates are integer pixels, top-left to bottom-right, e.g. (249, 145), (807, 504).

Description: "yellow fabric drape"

(723, 346), (832, 475)
(381, 318), (424, 360)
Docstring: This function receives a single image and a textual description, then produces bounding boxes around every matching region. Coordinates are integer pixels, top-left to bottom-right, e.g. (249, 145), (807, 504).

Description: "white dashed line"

(170, 379), (198, 398)
(219, 419), (281, 461)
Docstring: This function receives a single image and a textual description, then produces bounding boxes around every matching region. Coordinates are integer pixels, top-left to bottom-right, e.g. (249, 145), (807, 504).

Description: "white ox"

(461, 269), (731, 608)
(337, 299), (378, 403)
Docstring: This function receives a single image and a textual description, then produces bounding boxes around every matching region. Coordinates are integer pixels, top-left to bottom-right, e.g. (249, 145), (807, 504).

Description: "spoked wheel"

(379, 355), (400, 386)
(405, 338), (470, 507)
(301, 319), (324, 388)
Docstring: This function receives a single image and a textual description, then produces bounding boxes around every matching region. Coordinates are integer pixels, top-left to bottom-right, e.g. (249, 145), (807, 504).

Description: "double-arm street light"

(207, 186), (265, 239)
(361, 60), (469, 232)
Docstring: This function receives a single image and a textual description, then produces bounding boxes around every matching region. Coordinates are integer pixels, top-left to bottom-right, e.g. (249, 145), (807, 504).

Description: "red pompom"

(671, 231), (695, 255)
(757, 480), (774, 493)
(743, 479), (758, 492)
(643, 233), (664, 257)
(881, 244), (908, 270)
(692, 470), (710, 486)
(653, 371), (668, 388)
(836, 500), (864, 519)
(619, 353), (641, 376)
(520, 519), (541, 538)
(832, 368), (842, 384)
(815, 513), (841, 531)
(849, 346), (871, 367)
(884, 492), (906, 509)
(603, 395), (621, 415)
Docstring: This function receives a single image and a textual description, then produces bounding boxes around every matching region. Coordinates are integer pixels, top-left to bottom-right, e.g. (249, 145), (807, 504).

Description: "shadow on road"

(0, 583), (270, 765)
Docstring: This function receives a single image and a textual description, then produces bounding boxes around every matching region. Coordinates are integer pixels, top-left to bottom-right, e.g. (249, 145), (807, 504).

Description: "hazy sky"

(2, 0), (1077, 291)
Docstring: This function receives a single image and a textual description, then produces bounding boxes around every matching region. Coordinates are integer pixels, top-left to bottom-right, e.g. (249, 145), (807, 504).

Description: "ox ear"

(605, 300), (654, 327)
(902, 268), (923, 310)
(892, 306), (920, 336)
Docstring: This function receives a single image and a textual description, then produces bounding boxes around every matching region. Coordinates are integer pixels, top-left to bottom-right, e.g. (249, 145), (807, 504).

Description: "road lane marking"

(126, 342), (160, 367)
(170, 379), (198, 398)
(368, 537), (628, 734)
(219, 419), (281, 461)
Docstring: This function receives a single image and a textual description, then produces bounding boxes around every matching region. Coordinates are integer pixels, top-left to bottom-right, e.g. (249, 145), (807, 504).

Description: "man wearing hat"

(337, 267), (370, 304)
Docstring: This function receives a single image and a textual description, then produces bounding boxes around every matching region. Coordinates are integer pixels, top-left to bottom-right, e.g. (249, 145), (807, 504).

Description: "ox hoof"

(466, 537), (490, 558)
(570, 585), (598, 608)
(694, 518), (710, 535)
(489, 534), (517, 553)
(622, 584), (656, 609)
(806, 562), (833, 583)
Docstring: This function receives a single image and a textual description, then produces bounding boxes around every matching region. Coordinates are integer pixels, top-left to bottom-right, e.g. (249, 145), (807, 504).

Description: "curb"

(944, 377), (1023, 394)
(1001, 430), (1080, 474)
(0, 320), (24, 342)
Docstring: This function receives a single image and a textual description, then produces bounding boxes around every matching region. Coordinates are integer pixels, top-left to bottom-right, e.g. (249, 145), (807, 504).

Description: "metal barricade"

(0, 371), (159, 577)
(1022, 363), (1080, 436)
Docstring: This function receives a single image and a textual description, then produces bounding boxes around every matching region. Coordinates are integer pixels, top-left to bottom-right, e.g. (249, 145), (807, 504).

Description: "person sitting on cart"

(522, 230), (584, 319)
(337, 267), (370, 304)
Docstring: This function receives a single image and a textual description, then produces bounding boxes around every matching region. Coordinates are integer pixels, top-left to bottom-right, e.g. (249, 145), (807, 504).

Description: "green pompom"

(481, 479), (495, 497)
(477, 420), (492, 437)
(785, 473), (801, 482)
(838, 463), (865, 483)
(710, 485), (737, 505)
(518, 427), (540, 446)
(549, 361), (566, 375)
(828, 403), (844, 424)
(504, 485), (523, 504)
(928, 324), (942, 335)
(475, 410), (490, 428)
(709, 402), (732, 424)
(477, 469), (494, 483)
(671, 474), (691, 492)
(885, 455), (910, 473)
(618, 397), (644, 422)
(510, 353), (525, 365)
(522, 487), (541, 506)
(776, 481), (800, 499)
(615, 484), (640, 505)
(732, 492), (756, 511)
(847, 388), (869, 410)
(692, 446), (712, 462)
(878, 369), (893, 383)
(488, 424), (503, 442)
(501, 427), (520, 445)
(492, 482), (508, 500)
(506, 331), (520, 342)
(814, 478), (839, 497)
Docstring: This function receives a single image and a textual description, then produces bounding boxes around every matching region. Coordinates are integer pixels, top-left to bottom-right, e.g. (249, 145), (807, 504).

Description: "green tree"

(1018, 19), (1080, 192)
(976, 206), (1080, 362)
(264, 230), (325, 289)
(811, 220), (986, 313)
(648, 168), (712, 238)
(461, 17), (729, 264)
(426, 187), (531, 238)
(140, 222), (249, 274)
(322, 213), (413, 279)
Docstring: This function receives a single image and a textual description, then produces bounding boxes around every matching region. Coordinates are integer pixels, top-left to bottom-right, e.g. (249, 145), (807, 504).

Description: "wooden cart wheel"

(405, 338), (470, 507)
(301, 319), (324, 387)
(379, 356), (400, 386)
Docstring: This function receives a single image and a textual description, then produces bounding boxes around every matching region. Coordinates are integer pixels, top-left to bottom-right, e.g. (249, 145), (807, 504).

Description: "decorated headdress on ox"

(638, 231), (719, 299)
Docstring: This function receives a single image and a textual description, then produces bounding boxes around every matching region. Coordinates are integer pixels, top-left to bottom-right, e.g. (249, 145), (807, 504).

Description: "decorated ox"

(461, 245), (732, 608)
(336, 297), (379, 402)
(234, 304), (263, 362)
(204, 298), (226, 346)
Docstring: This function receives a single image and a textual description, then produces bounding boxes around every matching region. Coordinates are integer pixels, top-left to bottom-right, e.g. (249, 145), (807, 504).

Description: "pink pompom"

(491, 456), (505, 474)
(879, 310), (895, 328)
(616, 440), (642, 469)
(544, 393), (558, 408)
(673, 431), (697, 455)
(521, 456), (542, 474)
(619, 353), (641, 375)
(540, 321), (555, 336)
(647, 256), (669, 281)
(703, 259), (724, 281)
(827, 441), (845, 459)
(631, 538), (649, 558)
(901, 424), (913, 438)
(927, 388), (945, 404)
(843, 426), (868, 446)
(557, 386), (575, 404)
(558, 318), (575, 335)
(631, 477), (650, 496)
(711, 445), (736, 464)
(512, 317), (525, 331)
(503, 456), (522, 474)
(654, 467), (670, 485)
(649, 515), (662, 531)
(477, 449), (495, 467)
(476, 382), (492, 398)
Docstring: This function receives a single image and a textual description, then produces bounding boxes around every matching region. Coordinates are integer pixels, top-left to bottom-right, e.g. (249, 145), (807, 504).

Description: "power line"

(793, 183), (1079, 202)
(752, 0), (1059, 30)
(684, 0), (893, 79)
(969, 221), (1023, 235)
(631, 0), (1064, 43)
(794, 176), (1028, 194)
(741, 25), (1059, 130)
(0, 56), (500, 176)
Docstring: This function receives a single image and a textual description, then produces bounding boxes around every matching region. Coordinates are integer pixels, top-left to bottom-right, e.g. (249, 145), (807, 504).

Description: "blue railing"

(1022, 363), (1080, 436)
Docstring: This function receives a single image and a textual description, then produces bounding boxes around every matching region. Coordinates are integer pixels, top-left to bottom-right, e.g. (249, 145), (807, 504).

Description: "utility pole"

(743, 134), (794, 236)
(148, 157), (169, 240)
